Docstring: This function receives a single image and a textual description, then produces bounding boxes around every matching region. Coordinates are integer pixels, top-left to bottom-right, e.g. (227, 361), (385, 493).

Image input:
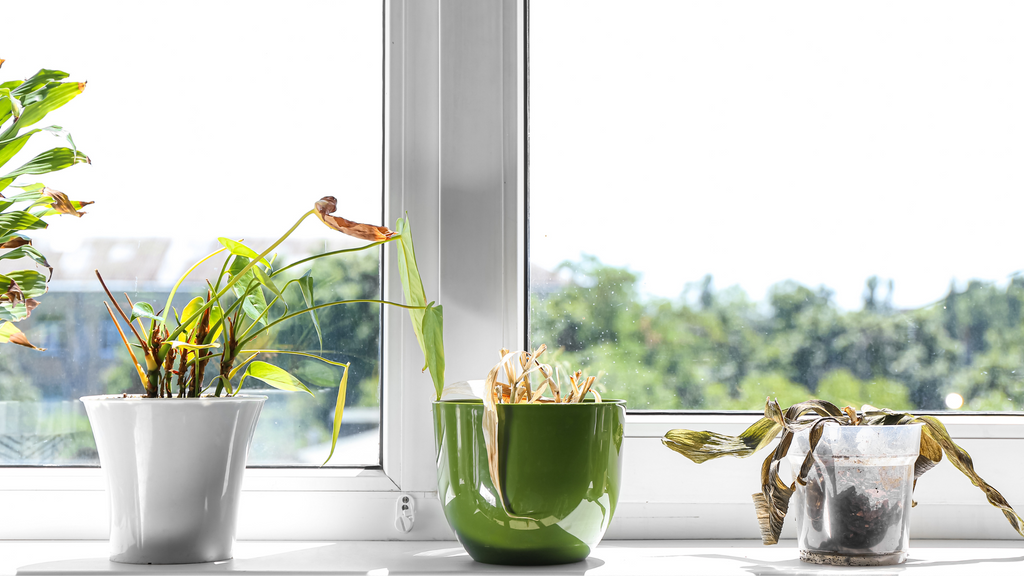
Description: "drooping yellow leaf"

(322, 362), (350, 467)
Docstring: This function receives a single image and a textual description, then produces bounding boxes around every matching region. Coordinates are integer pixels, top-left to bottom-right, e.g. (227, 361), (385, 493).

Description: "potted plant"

(433, 345), (625, 565)
(0, 61), (92, 350)
(82, 197), (444, 564)
(663, 398), (1024, 566)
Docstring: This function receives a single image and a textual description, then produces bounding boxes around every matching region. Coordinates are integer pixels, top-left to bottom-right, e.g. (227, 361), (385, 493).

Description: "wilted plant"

(97, 197), (445, 464)
(479, 344), (607, 513)
(0, 61), (92, 349)
(484, 344), (603, 406)
(663, 398), (1024, 544)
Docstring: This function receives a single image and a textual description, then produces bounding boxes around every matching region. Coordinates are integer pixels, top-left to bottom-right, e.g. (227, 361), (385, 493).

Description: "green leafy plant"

(0, 61), (92, 349)
(96, 197), (445, 464)
(663, 398), (1024, 544)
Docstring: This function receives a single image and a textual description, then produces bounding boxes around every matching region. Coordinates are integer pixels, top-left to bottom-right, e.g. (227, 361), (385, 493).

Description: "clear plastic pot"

(787, 423), (922, 566)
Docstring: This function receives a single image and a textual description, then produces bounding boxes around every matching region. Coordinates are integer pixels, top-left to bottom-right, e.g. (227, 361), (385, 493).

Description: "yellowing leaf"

(217, 237), (270, 267)
(240, 361), (314, 397)
(422, 303), (445, 400)
(323, 363), (350, 467)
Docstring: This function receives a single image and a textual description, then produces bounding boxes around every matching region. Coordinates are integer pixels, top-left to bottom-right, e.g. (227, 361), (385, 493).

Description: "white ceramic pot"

(81, 395), (265, 564)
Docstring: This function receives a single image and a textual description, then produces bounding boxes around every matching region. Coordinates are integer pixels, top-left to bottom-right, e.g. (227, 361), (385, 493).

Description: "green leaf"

(298, 270), (322, 352)
(0, 245), (52, 276)
(323, 362), (350, 466)
(4, 270), (46, 299)
(10, 69), (69, 98)
(217, 237), (270, 267)
(181, 296), (223, 343)
(240, 361), (314, 396)
(395, 217), (428, 369)
(0, 211), (46, 234)
(228, 256), (269, 326)
(0, 88), (22, 125)
(0, 130), (33, 170)
(0, 147), (89, 194)
(422, 303), (445, 400)
(4, 81), (85, 138)
(129, 301), (162, 324)
(6, 184), (45, 201)
(253, 265), (282, 298)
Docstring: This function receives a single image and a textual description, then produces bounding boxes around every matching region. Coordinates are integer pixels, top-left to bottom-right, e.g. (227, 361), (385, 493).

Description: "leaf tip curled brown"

(9, 330), (45, 351)
(314, 196), (394, 241)
(43, 188), (92, 217)
(0, 321), (45, 351)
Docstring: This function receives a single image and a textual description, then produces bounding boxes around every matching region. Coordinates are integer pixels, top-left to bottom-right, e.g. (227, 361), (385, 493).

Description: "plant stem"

(161, 209), (317, 358)
(237, 299), (425, 349)
(95, 270), (149, 355)
(270, 239), (394, 277)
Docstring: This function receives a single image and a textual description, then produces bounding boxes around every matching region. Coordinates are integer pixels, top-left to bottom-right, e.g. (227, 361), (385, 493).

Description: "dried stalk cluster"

(482, 344), (606, 518)
(484, 344), (603, 406)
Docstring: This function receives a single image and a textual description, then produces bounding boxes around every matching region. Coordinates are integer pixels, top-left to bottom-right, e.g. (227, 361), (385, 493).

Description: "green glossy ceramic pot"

(433, 399), (626, 565)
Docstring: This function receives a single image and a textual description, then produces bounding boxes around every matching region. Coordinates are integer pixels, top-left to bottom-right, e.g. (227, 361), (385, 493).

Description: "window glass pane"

(529, 1), (1024, 411)
(0, 0), (383, 466)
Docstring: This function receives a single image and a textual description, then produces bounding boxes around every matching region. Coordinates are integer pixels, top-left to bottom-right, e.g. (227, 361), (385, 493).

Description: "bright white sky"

(530, 1), (1024, 311)
(5, 2), (1024, 311)
(2, 1), (382, 256)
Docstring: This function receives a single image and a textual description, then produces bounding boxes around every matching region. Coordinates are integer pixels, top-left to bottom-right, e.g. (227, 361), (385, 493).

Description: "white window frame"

(3, 0), (1024, 542)
(0, 0), (521, 542)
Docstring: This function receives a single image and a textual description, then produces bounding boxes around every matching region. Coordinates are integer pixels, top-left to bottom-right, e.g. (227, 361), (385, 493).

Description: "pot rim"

(80, 394), (267, 404)
(793, 421), (925, 432)
(433, 398), (626, 406)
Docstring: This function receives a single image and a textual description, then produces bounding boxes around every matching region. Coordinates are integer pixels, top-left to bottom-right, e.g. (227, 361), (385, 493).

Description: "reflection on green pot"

(433, 399), (626, 565)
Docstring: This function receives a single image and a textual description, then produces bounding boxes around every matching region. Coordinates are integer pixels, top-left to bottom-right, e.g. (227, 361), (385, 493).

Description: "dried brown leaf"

(22, 298), (38, 318)
(0, 237), (30, 249)
(0, 321), (45, 351)
(529, 380), (549, 403)
(3, 279), (23, 305)
(43, 188), (93, 217)
(314, 196), (394, 241)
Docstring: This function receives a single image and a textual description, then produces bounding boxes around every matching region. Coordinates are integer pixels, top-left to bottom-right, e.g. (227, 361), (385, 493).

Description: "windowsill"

(2, 540), (1023, 575)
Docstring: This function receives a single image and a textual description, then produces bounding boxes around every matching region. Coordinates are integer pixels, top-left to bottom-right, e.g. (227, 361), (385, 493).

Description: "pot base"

(460, 538), (590, 566)
(800, 550), (908, 566)
(111, 554), (231, 565)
